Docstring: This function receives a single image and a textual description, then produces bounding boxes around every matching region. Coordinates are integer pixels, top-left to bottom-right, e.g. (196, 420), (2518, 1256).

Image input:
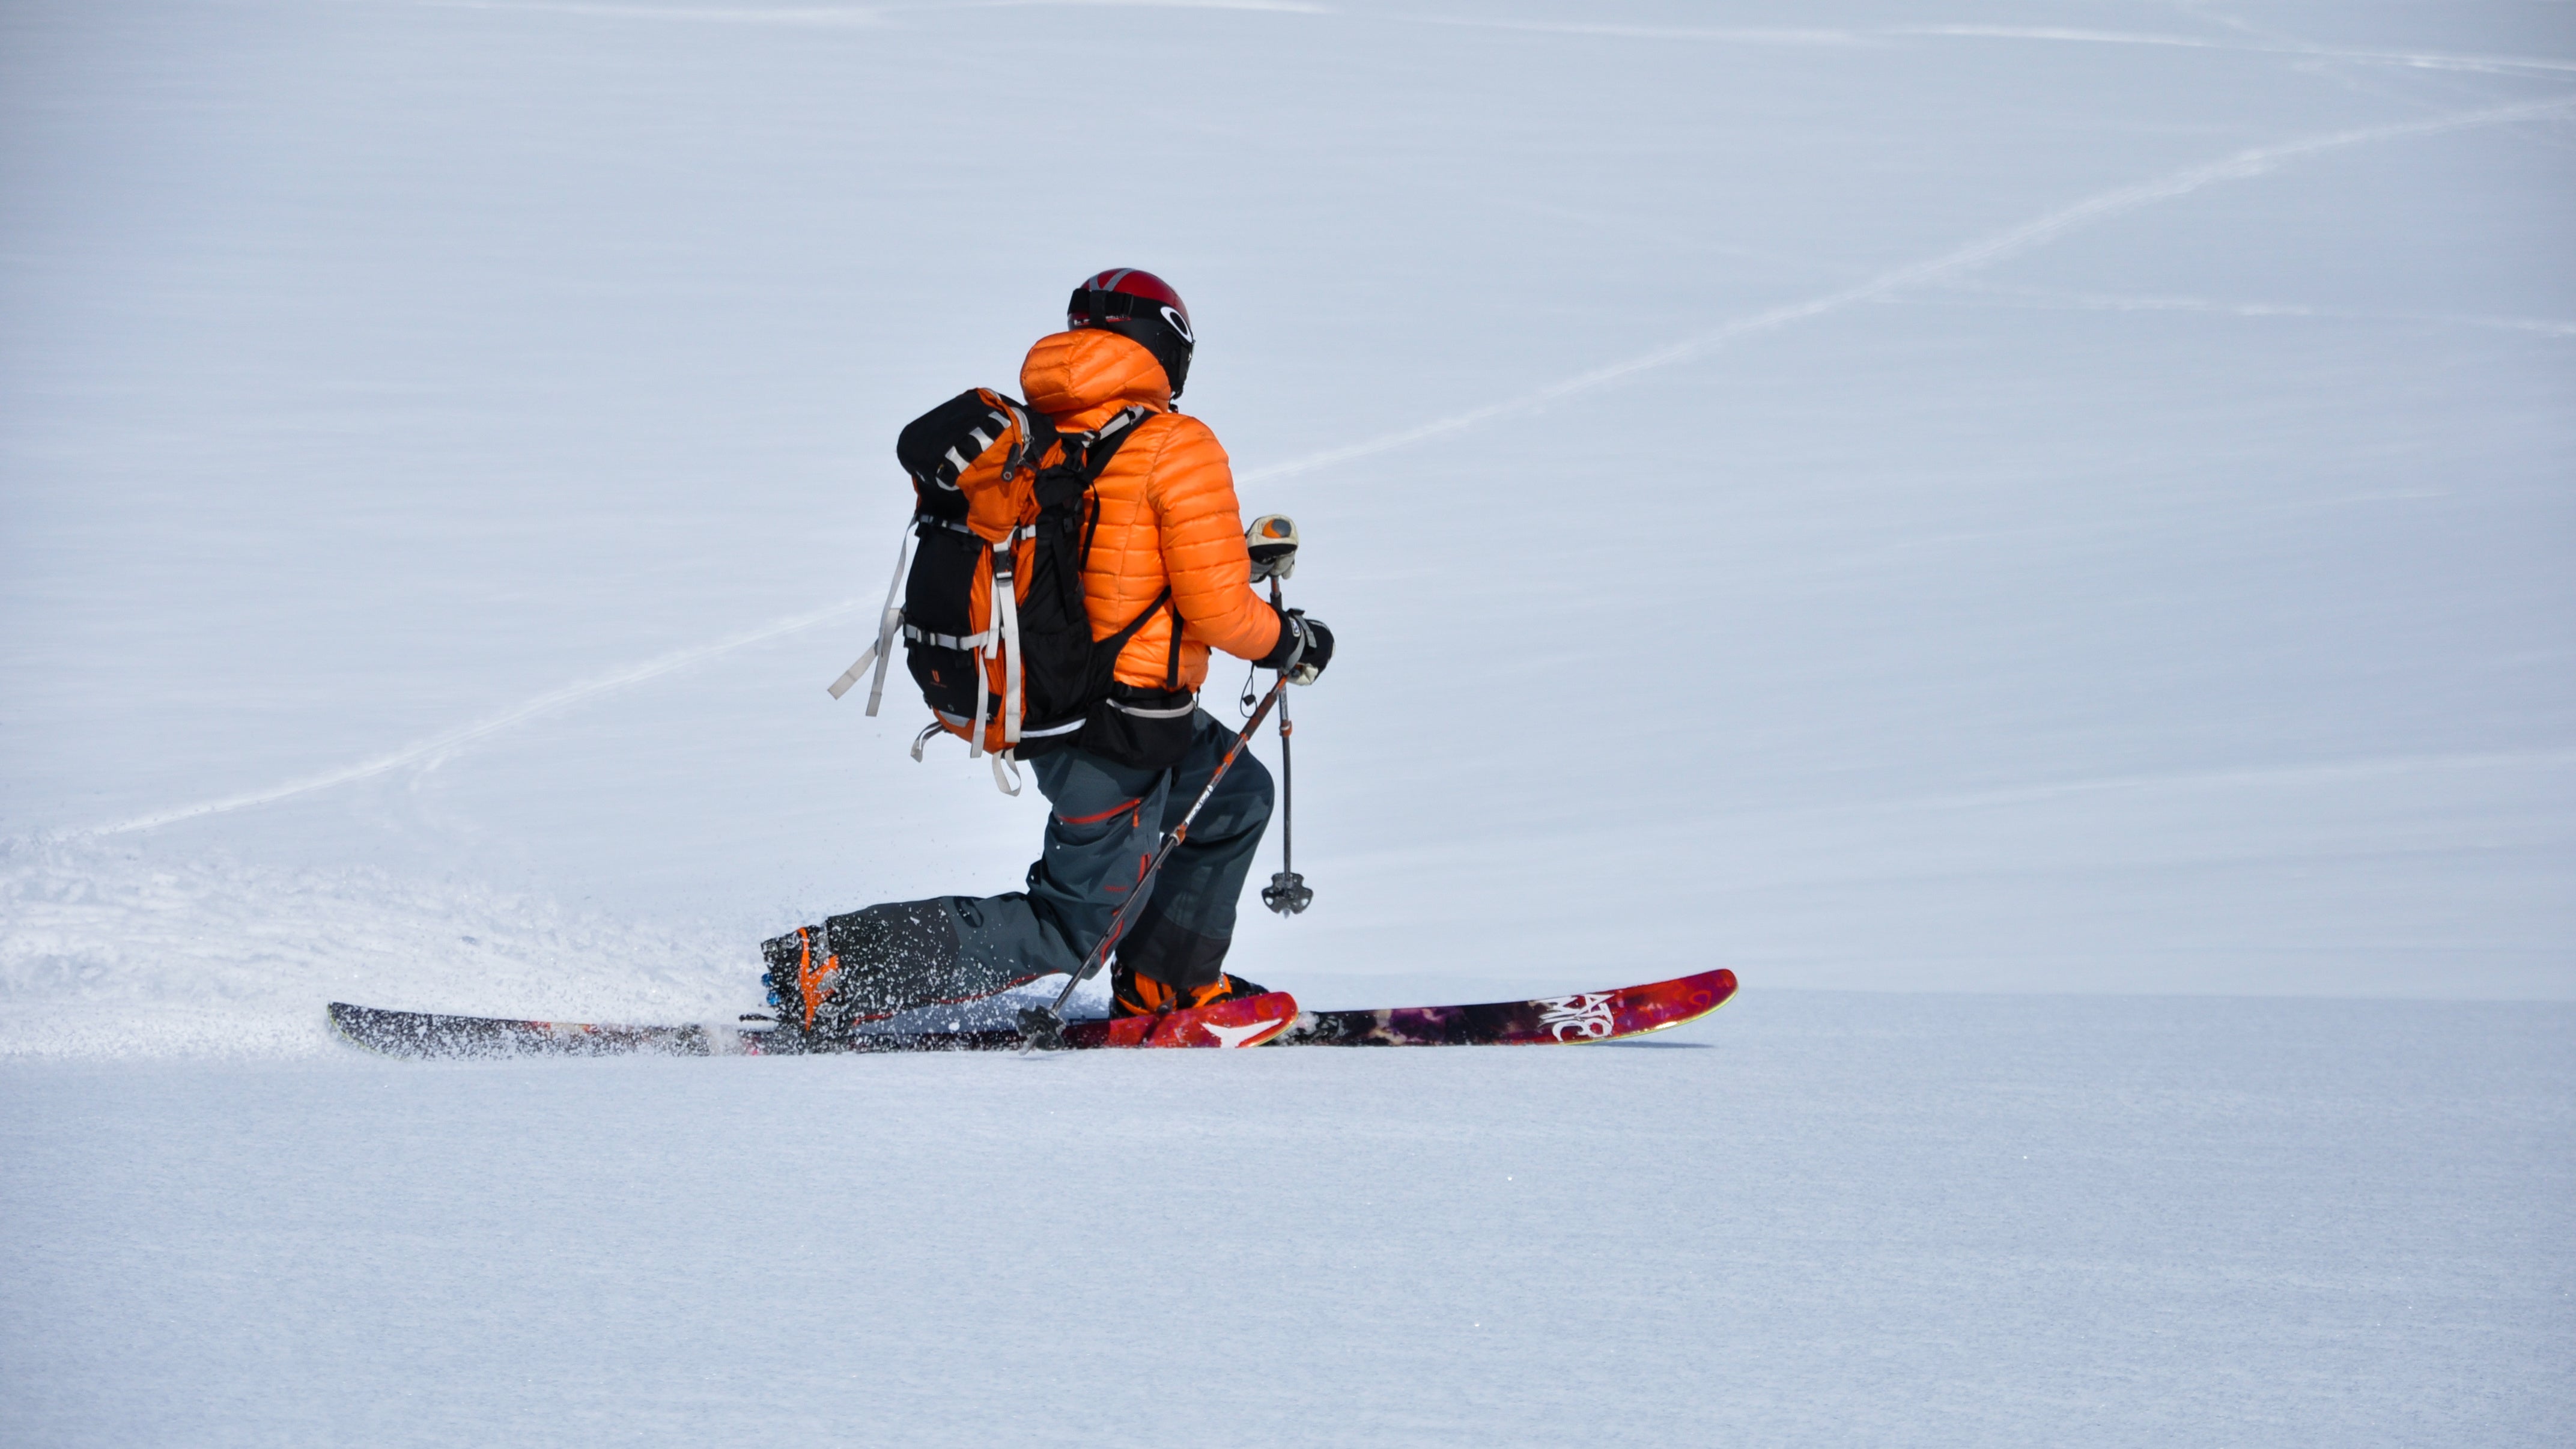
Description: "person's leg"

(1116, 709), (1274, 998)
(953, 745), (1171, 988)
(760, 746), (1168, 1034)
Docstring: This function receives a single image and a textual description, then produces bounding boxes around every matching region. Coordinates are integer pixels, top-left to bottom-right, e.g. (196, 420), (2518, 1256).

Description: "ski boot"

(759, 925), (844, 1048)
(761, 901), (967, 1047)
(1109, 959), (1271, 1019)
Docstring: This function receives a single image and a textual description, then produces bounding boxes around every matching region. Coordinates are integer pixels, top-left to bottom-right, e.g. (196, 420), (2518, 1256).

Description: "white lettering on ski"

(1200, 1017), (1275, 1049)
(1537, 992), (1618, 1041)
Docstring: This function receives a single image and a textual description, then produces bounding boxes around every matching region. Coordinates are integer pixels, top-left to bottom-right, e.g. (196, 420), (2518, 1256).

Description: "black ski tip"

(327, 1000), (423, 1058)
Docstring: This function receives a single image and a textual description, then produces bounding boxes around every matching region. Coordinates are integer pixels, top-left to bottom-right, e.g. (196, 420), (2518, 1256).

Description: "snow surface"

(5, 996), (2572, 1445)
(2, 0), (2571, 1442)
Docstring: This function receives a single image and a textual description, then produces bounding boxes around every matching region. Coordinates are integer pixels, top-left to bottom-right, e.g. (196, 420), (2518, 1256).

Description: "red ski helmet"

(1068, 268), (1195, 400)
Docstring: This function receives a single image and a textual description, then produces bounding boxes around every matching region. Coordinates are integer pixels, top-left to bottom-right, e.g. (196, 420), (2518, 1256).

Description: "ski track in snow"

(1885, 23), (2576, 80)
(83, 598), (861, 837)
(68, 93), (2573, 842)
(1237, 94), (2576, 483)
(398, 1), (2576, 82)
(1907, 280), (2576, 338)
(412, 0), (1334, 23)
(1398, 17), (2576, 80)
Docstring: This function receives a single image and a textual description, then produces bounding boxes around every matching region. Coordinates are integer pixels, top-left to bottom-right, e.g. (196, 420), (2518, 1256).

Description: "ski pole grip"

(1246, 514), (1298, 581)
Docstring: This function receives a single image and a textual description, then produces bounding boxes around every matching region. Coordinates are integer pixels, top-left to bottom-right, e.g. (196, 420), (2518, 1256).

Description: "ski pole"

(1018, 664), (1300, 1051)
(1261, 577), (1312, 916)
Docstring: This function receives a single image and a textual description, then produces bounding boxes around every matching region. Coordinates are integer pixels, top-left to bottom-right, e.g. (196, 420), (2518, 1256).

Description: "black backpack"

(829, 389), (1179, 792)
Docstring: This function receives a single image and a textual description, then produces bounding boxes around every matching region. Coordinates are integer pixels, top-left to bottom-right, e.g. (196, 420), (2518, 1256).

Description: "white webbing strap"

(963, 524), (1036, 762)
(901, 623), (998, 651)
(827, 524), (917, 714)
(907, 716), (1016, 794)
(995, 532), (1024, 748)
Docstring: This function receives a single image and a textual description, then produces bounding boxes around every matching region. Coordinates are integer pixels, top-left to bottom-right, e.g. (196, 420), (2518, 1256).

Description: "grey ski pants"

(818, 709), (1272, 1016)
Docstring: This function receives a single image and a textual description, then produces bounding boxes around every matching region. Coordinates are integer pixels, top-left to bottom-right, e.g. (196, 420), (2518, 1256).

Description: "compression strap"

(828, 520), (919, 712)
(1108, 694), (1197, 720)
(993, 533), (1024, 750)
(934, 708), (1079, 739)
(902, 623), (999, 651)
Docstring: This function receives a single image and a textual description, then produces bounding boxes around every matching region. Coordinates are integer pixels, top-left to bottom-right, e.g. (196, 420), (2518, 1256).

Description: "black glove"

(1257, 609), (1333, 684)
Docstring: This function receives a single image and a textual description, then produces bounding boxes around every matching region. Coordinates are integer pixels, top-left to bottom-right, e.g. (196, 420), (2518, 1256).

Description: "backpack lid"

(896, 389), (1044, 497)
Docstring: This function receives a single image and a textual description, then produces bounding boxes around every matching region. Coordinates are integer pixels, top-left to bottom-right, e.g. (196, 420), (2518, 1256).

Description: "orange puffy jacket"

(1019, 328), (1282, 691)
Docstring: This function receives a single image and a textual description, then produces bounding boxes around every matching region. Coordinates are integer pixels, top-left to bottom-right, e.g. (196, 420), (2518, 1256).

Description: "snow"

(6, 997), (2572, 1445)
(2, 0), (2571, 1441)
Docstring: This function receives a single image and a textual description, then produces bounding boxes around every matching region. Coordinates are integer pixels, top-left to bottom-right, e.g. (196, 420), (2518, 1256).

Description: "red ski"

(1277, 967), (1735, 1046)
(324, 968), (1736, 1060)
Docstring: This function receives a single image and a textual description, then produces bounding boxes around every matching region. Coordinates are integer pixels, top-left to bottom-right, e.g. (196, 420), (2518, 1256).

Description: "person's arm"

(1147, 418), (1284, 662)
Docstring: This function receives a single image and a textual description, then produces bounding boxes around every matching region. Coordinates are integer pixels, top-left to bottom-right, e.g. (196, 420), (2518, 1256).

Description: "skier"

(764, 269), (1334, 1042)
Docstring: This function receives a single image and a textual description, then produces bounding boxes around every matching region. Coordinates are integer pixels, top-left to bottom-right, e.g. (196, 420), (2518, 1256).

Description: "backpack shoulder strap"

(1056, 404), (1154, 480)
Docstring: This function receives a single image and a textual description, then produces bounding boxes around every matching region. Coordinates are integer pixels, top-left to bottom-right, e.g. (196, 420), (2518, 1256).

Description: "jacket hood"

(1020, 329), (1171, 428)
